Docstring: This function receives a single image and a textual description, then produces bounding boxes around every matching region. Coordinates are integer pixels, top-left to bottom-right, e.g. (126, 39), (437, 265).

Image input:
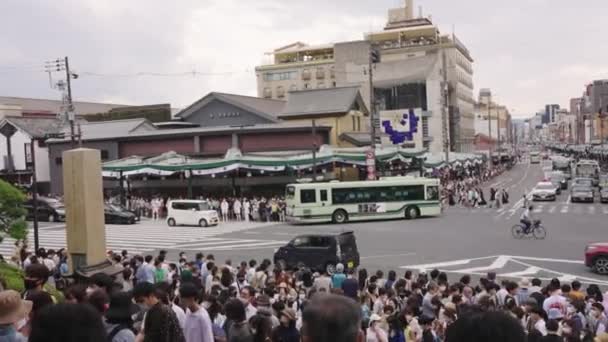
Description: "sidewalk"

(139, 217), (280, 230)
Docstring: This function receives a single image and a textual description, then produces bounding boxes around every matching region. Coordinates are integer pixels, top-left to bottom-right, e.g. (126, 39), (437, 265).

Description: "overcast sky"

(1, 0), (607, 118)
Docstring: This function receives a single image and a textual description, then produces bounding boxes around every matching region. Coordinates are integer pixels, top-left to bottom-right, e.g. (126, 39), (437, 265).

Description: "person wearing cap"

(331, 264), (346, 290)
(104, 291), (139, 342)
(0, 290), (31, 342)
(366, 314), (388, 342)
(22, 264), (54, 302)
(255, 294), (279, 328)
(180, 282), (213, 342)
(271, 308), (299, 342)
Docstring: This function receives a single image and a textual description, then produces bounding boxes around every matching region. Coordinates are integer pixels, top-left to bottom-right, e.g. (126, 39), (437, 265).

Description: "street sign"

(366, 149), (376, 180)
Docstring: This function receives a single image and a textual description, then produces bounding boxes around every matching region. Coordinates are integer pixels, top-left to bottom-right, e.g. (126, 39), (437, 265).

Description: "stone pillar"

(62, 148), (107, 271)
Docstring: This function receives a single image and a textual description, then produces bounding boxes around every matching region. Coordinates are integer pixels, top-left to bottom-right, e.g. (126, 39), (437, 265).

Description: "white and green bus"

(285, 177), (441, 224)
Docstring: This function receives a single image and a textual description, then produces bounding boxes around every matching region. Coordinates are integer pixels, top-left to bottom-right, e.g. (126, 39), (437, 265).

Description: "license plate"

(347, 261), (354, 268)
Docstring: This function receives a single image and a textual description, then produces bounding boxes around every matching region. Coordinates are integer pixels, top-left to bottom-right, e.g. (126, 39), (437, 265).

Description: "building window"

(263, 71), (297, 81)
(357, 117), (361, 131)
(263, 87), (272, 98)
(302, 69), (311, 80)
(330, 66), (336, 79)
(276, 86), (286, 98)
(352, 116), (356, 131)
(55, 157), (62, 165)
(101, 150), (109, 160)
(332, 81), (337, 87)
(316, 67), (325, 79)
(304, 83), (310, 89)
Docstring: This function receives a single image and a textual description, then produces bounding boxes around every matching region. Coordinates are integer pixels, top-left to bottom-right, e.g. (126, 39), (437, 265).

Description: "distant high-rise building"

(544, 104), (560, 124)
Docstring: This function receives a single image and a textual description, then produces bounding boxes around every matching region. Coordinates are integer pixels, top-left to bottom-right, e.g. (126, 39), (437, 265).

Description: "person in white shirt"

(239, 286), (258, 320)
(243, 200), (251, 222)
(233, 199), (242, 221)
(531, 310), (547, 336)
(366, 314), (388, 342)
(543, 284), (567, 319)
(220, 199), (229, 222)
(180, 283), (214, 342)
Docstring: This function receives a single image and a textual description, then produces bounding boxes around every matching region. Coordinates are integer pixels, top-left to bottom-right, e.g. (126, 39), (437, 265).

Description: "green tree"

(0, 180), (27, 243)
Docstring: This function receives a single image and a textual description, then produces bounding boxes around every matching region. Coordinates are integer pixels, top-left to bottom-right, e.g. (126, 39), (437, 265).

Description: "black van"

(273, 231), (360, 274)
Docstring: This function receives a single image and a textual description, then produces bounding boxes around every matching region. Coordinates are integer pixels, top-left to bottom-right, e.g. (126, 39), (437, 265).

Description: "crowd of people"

(433, 162), (512, 209)
(3, 247), (608, 342)
(106, 196), (288, 223)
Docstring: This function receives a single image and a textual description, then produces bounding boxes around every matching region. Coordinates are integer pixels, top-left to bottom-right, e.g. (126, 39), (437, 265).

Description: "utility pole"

(30, 139), (40, 252)
(367, 44), (380, 181)
(64, 56), (76, 148)
(311, 119), (317, 181)
(487, 101), (493, 169)
(45, 57), (77, 147)
(441, 50), (450, 163)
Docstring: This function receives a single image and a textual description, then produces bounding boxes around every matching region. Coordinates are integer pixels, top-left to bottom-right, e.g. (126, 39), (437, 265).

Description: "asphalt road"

(13, 159), (608, 286)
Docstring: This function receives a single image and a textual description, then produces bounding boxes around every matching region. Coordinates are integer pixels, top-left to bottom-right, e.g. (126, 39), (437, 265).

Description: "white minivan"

(166, 200), (219, 227)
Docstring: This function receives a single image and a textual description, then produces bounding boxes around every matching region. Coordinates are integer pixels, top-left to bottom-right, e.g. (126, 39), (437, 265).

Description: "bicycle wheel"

(533, 225), (547, 240)
(511, 224), (525, 239)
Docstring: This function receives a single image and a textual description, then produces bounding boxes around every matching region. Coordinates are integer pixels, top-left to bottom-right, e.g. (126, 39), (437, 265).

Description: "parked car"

(585, 243), (608, 275)
(600, 188), (608, 203)
(166, 200), (219, 227)
(571, 186), (595, 203)
(104, 205), (137, 225)
(24, 197), (65, 222)
(531, 182), (558, 201)
(273, 231), (360, 274)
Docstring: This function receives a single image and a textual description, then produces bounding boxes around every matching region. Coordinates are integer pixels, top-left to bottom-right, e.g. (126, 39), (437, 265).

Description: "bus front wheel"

(332, 210), (348, 224)
(405, 206), (420, 220)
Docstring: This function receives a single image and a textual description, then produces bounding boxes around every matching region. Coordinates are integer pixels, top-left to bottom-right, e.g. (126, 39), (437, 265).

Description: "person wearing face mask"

(22, 264), (55, 303)
(133, 282), (185, 342)
(271, 308), (299, 342)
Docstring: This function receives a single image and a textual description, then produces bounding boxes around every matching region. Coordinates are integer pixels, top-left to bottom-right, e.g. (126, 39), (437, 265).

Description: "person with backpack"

(104, 291), (139, 342)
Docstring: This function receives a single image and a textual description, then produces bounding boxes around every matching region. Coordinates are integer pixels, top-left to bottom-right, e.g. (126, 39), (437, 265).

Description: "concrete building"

(0, 116), (66, 193)
(277, 86), (369, 147)
(0, 96), (130, 118)
(544, 104), (560, 124)
(255, 0), (475, 153)
(473, 89), (511, 148)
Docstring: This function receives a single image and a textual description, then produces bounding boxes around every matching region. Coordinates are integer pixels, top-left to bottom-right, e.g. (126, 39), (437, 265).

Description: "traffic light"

(370, 48), (380, 63)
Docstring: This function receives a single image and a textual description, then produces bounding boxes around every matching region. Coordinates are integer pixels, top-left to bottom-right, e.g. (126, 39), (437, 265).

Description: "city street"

(9, 160), (608, 286)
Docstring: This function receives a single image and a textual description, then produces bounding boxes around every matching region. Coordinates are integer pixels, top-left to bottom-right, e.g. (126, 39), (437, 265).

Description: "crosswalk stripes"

(446, 203), (608, 220)
(0, 222), (282, 257)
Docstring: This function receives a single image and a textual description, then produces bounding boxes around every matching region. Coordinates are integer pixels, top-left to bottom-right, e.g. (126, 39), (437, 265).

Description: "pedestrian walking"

(221, 199), (229, 222)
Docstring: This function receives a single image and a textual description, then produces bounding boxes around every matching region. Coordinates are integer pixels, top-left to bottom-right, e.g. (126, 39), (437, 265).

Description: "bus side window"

(320, 190), (328, 202)
(301, 189), (317, 203)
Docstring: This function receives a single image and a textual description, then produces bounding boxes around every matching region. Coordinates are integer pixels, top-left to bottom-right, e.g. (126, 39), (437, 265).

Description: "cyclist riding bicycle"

(520, 205), (535, 234)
